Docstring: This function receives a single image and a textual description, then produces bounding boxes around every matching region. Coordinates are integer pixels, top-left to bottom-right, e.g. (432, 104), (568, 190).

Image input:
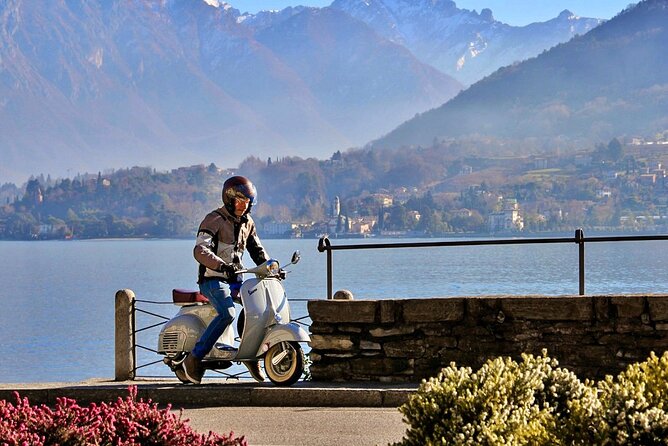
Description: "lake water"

(1, 237), (667, 383)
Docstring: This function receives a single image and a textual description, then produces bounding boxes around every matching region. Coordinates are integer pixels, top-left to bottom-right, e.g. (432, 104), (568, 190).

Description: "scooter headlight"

(266, 260), (280, 275)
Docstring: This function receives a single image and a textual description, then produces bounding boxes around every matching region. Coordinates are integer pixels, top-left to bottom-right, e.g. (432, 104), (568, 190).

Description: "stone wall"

(307, 295), (668, 382)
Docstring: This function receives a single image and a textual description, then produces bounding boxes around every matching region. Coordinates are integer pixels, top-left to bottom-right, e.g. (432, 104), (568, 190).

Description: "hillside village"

(1, 136), (667, 240)
(266, 138), (668, 238)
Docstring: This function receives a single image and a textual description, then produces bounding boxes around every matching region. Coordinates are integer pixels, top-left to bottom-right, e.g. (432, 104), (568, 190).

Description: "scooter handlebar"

(237, 251), (299, 278)
(236, 259), (281, 278)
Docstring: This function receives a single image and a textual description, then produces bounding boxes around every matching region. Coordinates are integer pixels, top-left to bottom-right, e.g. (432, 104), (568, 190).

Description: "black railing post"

(575, 228), (585, 295)
(318, 236), (333, 299)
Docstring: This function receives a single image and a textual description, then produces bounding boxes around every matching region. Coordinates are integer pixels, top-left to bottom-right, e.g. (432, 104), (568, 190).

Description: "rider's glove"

(219, 262), (241, 280)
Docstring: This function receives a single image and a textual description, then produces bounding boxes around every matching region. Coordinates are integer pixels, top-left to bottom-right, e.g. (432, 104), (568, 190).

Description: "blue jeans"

(191, 279), (236, 360)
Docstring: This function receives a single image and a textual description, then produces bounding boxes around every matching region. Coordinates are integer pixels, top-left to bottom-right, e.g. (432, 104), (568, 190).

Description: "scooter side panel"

(158, 308), (211, 355)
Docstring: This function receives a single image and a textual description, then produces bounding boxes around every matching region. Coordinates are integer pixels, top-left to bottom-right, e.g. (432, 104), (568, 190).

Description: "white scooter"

(157, 251), (310, 386)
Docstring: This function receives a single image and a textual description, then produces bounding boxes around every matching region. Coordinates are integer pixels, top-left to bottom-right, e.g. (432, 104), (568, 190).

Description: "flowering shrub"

(395, 351), (668, 446)
(0, 386), (246, 446)
(596, 351), (668, 445)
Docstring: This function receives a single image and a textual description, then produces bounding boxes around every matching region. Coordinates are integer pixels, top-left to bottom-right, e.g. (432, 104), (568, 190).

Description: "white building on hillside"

(488, 198), (524, 233)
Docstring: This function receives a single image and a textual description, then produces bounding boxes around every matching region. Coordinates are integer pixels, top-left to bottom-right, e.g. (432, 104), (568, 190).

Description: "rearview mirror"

(291, 251), (301, 265)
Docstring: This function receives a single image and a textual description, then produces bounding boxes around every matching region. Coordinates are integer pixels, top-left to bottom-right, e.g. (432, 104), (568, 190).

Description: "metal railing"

(317, 229), (668, 299)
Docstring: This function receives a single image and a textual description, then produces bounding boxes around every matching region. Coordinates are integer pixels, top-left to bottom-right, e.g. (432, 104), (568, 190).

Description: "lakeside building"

(262, 221), (298, 237)
(488, 198), (524, 233)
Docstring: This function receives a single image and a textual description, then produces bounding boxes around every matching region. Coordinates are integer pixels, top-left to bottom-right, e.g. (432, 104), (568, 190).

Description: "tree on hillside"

(607, 138), (623, 162)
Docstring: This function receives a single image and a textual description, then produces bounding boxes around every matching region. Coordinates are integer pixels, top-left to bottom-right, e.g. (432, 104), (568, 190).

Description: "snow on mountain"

(331, 0), (602, 85)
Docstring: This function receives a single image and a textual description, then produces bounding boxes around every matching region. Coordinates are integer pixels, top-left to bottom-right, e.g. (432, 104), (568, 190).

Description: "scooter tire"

(264, 341), (304, 387)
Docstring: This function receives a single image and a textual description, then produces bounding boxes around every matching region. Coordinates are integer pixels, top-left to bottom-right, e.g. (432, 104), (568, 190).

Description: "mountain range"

(1, 0), (610, 183)
(372, 0), (667, 151)
(330, 0), (602, 86)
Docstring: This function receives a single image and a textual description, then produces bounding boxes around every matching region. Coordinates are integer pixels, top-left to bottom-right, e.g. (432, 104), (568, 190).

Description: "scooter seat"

(172, 289), (209, 305)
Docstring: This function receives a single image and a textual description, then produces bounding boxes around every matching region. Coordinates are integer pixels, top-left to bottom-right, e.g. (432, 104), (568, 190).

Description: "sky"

(226, 0), (636, 25)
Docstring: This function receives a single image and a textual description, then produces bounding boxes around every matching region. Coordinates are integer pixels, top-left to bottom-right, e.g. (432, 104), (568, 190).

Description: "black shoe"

(175, 367), (189, 384)
(182, 353), (204, 384)
(243, 361), (265, 382)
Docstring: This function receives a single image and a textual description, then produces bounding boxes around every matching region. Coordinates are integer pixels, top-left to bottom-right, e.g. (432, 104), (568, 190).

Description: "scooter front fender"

(255, 323), (310, 357)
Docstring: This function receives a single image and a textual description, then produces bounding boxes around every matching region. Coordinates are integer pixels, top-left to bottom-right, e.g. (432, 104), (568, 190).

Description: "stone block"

(452, 325), (495, 338)
(648, 296), (668, 321)
(593, 296), (612, 321)
(425, 336), (457, 348)
(251, 387), (381, 407)
(369, 326), (415, 337)
(402, 298), (464, 322)
(379, 300), (396, 324)
(541, 322), (589, 336)
(325, 352), (357, 358)
(308, 322), (336, 334)
(501, 296), (593, 321)
(382, 390), (415, 406)
(310, 334), (354, 351)
(310, 363), (351, 381)
(0, 389), (49, 405)
(145, 386), (252, 408)
(615, 322), (655, 334)
(360, 340), (382, 350)
(598, 334), (637, 346)
(466, 297), (502, 321)
(557, 345), (611, 367)
(457, 338), (504, 353)
(613, 349), (654, 363)
(338, 325), (363, 333)
(437, 350), (475, 368)
(506, 331), (540, 341)
(351, 358), (414, 376)
(419, 324), (453, 336)
(611, 296), (645, 318)
(384, 340), (425, 358)
(541, 334), (594, 349)
(308, 300), (377, 323)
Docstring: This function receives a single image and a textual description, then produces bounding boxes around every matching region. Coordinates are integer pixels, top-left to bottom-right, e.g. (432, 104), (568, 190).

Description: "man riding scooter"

(181, 175), (269, 384)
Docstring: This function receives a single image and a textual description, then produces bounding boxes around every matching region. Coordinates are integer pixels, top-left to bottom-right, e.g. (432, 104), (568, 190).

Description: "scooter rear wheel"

(264, 341), (304, 386)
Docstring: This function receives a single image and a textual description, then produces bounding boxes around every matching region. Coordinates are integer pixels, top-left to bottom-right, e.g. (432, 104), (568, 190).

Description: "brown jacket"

(194, 206), (268, 283)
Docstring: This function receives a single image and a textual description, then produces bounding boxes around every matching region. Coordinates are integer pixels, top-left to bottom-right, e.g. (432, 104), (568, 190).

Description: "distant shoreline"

(1, 229), (666, 242)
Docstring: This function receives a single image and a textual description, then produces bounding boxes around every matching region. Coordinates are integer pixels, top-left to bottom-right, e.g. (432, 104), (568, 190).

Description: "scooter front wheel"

(264, 341), (304, 386)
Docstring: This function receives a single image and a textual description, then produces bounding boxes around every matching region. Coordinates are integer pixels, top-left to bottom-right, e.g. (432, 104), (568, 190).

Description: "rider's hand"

(219, 262), (240, 280)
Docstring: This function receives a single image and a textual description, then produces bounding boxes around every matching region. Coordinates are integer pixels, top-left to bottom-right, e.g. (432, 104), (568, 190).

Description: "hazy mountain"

(252, 7), (461, 144)
(331, 0), (603, 85)
(0, 0), (461, 183)
(371, 0), (667, 150)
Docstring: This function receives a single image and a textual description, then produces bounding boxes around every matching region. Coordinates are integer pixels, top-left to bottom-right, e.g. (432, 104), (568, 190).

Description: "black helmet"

(222, 176), (257, 214)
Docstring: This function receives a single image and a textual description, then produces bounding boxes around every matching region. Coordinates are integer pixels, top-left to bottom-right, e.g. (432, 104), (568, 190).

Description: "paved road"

(182, 406), (407, 446)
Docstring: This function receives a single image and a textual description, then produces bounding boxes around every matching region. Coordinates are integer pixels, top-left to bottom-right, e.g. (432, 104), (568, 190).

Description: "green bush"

(395, 350), (668, 446)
